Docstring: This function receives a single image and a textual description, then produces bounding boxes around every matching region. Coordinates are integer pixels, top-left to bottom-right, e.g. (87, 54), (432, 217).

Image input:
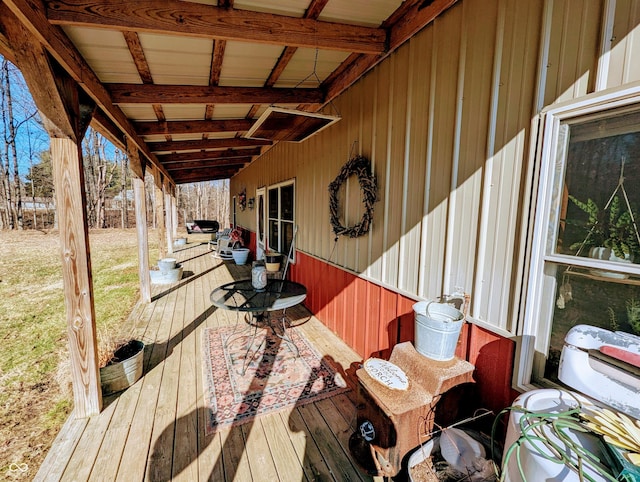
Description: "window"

(519, 87), (640, 389)
(267, 180), (295, 260)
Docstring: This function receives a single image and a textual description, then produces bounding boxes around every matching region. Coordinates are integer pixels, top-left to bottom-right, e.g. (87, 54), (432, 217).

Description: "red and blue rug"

(202, 323), (349, 433)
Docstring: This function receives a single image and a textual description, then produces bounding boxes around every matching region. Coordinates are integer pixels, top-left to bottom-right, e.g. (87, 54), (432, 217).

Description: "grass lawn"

(0, 228), (158, 479)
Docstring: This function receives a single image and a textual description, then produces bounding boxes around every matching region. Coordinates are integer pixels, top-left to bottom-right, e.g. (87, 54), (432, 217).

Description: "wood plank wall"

(232, 0), (640, 411)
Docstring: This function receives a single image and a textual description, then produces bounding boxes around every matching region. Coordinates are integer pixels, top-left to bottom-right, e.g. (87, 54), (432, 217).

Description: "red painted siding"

(467, 325), (520, 412)
(288, 249), (516, 411)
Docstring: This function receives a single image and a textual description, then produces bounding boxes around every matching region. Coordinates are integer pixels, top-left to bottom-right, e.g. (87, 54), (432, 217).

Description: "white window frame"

(267, 179), (295, 262)
(517, 82), (640, 391)
(256, 186), (266, 260)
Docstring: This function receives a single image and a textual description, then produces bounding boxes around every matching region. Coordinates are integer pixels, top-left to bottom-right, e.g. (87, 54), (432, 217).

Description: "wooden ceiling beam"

(135, 119), (253, 136)
(149, 137), (270, 152)
(91, 108), (126, 149)
(263, 0), (329, 88)
(2, 0), (173, 185)
(388, 0), (457, 50)
(46, 0), (386, 54)
(122, 31), (153, 84)
(209, 39), (226, 87)
(0, 5), (76, 139)
(157, 147), (261, 164)
(164, 158), (251, 171)
(0, 32), (16, 64)
(107, 84), (324, 105)
(172, 169), (240, 183)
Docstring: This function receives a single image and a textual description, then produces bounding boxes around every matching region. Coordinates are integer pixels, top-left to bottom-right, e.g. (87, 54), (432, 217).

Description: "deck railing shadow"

(144, 304), (218, 374)
(151, 264), (221, 302)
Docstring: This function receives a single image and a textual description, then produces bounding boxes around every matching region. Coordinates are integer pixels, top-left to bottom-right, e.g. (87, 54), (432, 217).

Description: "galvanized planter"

(99, 340), (145, 395)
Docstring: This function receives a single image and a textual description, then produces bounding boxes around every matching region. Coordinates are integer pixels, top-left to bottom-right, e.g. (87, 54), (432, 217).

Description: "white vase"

(232, 248), (250, 265)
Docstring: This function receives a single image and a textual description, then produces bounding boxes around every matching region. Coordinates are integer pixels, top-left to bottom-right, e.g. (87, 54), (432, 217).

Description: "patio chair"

(208, 228), (232, 251)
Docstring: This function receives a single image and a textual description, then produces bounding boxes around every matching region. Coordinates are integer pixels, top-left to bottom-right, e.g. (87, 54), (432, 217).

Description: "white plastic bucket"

(413, 301), (464, 361)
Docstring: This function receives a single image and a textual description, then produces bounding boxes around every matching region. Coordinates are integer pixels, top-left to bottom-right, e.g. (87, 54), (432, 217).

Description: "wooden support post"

(164, 183), (173, 254)
(127, 138), (150, 303)
(133, 176), (151, 302)
(172, 192), (178, 238)
(154, 174), (167, 259)
(52, 137), (102, 417)
(0, 7), (102, 416)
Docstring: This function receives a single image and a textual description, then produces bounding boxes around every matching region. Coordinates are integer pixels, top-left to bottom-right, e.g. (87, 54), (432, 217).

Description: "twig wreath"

(328, 155), (378, 238)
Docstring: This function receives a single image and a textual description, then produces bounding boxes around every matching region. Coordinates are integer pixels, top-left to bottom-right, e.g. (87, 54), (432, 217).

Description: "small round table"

(210, 279), (307, 315)
(210, 279), (307, 374)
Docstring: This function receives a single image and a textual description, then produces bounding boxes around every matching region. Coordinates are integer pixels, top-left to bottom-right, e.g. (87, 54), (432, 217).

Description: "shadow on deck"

(34, 242), (371, 482)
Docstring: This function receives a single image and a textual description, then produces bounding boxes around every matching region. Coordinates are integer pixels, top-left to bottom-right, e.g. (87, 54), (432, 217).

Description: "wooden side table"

(351, 342), (475, 477)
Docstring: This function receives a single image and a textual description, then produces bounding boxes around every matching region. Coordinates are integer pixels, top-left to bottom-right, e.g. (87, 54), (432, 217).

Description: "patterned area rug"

(202, 322), (349, 433)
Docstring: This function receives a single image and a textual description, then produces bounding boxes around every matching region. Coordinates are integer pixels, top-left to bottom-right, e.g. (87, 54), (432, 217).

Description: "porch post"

(0, 6), (102, 416)
(127, 139), (150, 303)
(164, 182), (173, 254)
(172, 191), (178, 238)
(51, 137), (102, 417)
(154, 170), (167, 259)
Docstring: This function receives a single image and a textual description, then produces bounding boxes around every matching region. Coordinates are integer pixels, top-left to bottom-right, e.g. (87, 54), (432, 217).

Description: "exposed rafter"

(0, 32), (16, 64)
(157, 148), (262, 164)
(171, 169), (241, 183)
(164, 158), (251, 172)
(135, 119), (253, 136)
(148, 138), (271, 153)
(107, 84), (324, 105)
(2, 0), (457, 185)
(46, 0), (387, 54)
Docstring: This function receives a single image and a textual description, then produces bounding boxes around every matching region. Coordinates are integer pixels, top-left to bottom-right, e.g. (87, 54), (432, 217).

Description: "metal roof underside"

(0, 0), (457, 185)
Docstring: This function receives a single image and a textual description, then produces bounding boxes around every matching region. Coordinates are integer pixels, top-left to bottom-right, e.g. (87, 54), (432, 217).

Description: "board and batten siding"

(231, 0), (640, 408)
(234, 0), (541, 331)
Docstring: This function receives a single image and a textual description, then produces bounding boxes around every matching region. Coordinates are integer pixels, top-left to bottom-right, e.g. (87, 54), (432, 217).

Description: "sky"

(1, 55), (117, 179)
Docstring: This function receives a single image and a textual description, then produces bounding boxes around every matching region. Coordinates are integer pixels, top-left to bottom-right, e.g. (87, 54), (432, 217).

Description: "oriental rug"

(202, 323), (349, 433)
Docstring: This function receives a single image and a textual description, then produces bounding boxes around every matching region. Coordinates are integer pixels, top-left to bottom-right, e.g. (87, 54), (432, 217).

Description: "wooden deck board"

(296, 402), (366, 481)
(35, 243), (372, 482)
(60, 396), (119, 481)
(144, 285), (185, 481)
(195, 249), (226, 481)
(285, 408), (335, 481)
(123, 278), (182, 481)
(221, 425), (254, 480)
(172, 251), (201, 482)
(261, 410), (307, 481)
(33, 413), (89, 482)
(242, 420), (281, 482)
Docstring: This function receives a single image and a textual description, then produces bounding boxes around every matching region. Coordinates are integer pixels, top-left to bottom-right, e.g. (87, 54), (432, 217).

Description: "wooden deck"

(35, 242), (372, 482)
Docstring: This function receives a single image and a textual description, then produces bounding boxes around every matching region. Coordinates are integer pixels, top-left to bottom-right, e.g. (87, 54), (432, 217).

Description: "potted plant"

(567, 195), (640, 264)
(98, 335), (145, 395)
(626, 298), (640, 335)
(230, 227), (250, 265)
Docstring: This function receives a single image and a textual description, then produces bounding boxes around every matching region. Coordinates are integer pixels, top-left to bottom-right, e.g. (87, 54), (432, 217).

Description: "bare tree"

(176, 180), (229, 228)
(117, 149), (128, 228)
(83, 129), (117, 228)
(1, 60), (16, 229)
(1, 60), (39, 230)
